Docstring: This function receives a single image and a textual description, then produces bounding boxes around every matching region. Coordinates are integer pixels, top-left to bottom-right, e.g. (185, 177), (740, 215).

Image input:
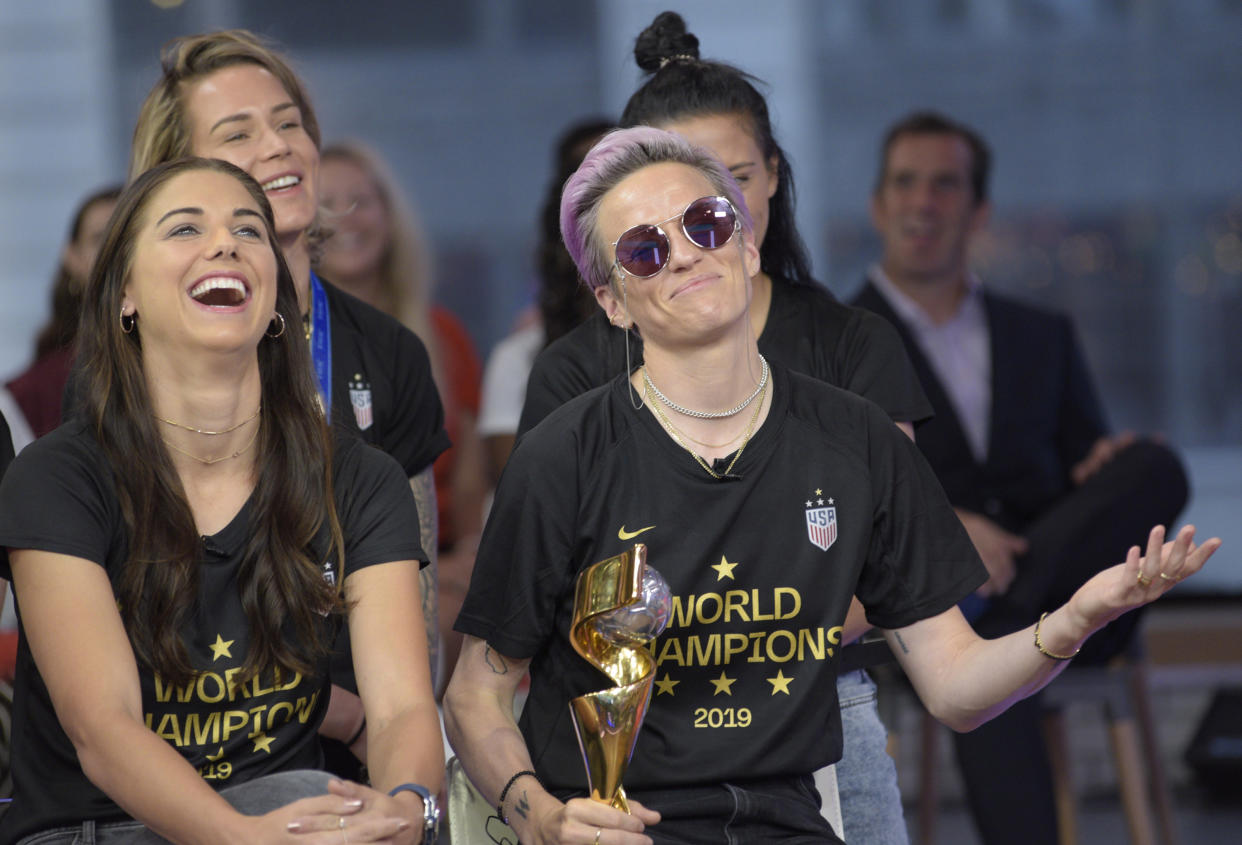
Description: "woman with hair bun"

(516, 12), (932, 842)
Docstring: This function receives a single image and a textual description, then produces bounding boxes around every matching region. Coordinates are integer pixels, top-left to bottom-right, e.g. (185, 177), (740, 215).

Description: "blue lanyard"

(309, 271), (332, 420)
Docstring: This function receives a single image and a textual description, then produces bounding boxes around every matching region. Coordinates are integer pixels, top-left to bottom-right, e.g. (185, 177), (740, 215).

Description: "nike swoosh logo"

(618, 525), (656, 541)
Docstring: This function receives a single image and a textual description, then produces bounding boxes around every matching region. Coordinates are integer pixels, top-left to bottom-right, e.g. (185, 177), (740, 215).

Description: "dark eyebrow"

(156, 207), (202, 226)
(728, 161), (759, 171)
(234, 208), (267, 232)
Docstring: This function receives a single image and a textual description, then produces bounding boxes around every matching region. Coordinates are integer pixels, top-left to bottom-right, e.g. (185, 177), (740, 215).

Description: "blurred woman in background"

(317, 139), (488, 681)
(2, 185), (120, 450)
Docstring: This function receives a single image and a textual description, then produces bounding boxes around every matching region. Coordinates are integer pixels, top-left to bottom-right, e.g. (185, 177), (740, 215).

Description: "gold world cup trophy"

(568, 543), (671, 812)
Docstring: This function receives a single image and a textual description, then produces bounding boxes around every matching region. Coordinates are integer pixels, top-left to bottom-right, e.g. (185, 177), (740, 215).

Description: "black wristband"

(497, 769), (539, 824)
(344, 716), (366, 748)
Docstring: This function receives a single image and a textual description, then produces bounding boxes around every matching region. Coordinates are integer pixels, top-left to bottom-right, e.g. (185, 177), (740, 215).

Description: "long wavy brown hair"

(78, 157), (344, 686)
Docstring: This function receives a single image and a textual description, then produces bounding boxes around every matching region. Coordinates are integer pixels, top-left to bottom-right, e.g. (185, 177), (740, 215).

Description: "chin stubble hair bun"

(634, 10), (701, 74)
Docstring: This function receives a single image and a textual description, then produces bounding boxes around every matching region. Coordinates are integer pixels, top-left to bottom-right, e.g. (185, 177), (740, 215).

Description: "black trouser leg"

(955, 440), (1188, 843)
(951, 694), (1057, 845)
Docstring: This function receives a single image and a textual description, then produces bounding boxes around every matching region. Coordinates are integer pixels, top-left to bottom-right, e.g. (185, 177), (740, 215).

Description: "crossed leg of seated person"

(955, 440), (1188, 845)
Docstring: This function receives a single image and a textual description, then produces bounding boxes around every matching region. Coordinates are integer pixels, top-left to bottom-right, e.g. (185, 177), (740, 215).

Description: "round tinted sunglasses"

(611, 195), (739, 279)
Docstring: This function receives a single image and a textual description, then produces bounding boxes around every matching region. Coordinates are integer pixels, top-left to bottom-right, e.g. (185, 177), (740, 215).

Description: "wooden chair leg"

(1041, 707), (1079, 845)
(1108, 717), (1160, 845)
(1129, 663), (1180, 845)
(918, 709), (939, 845)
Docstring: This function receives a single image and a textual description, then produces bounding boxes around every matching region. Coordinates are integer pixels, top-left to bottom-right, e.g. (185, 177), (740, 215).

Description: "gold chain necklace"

(161, 424), (261, 466)
(645, 370), (768, 480)
(155, 406), (261, 436)
(655, 412), (750, 449)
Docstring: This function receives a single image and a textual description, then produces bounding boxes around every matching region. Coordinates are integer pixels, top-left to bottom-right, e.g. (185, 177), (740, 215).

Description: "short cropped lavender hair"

(560, 126), (753, 291)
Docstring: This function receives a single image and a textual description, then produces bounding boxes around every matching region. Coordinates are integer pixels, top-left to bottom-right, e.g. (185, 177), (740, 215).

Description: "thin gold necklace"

(645, 370), (768, 480)
(155, 406), (261, 436)
(656, 413), (750, 449)
(162, 425), (261, 466)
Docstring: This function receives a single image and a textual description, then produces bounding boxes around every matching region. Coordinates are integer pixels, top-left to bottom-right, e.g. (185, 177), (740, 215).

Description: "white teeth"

(190, 277), (246, 300)
(262, 174), (300, 191)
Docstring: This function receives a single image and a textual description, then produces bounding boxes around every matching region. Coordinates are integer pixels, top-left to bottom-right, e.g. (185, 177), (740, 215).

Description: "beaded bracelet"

(1034, 612), (1080, 661)
(497, 769), (539, 824)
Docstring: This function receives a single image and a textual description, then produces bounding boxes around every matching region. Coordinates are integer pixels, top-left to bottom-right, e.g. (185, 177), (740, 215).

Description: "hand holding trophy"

(568, 544), (671, 812)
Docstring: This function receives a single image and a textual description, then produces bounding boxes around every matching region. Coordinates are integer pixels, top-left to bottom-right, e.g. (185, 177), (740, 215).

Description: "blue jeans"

(834, 669), (908, 845)
(16, 770), (334, 844)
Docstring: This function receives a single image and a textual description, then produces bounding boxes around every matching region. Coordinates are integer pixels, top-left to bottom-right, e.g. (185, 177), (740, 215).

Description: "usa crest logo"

(348, 373), (374, 431)
(805, 490), (837, 551)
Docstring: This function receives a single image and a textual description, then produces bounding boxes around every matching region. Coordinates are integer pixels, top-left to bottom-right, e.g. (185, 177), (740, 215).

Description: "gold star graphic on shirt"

(250, 731), (275, 753)
(710, 556), (739, 581)
(209, 634), (234, 661)
(815, 488), (823, 496)
(654, 673), (680, 696)
(205, 746), (225, 762)
(767, 670), (794, 695)
(709, 671), (736, 696)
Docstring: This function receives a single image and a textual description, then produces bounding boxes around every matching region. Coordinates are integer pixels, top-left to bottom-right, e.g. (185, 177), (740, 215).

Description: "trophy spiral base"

(568, 544), (670, 814)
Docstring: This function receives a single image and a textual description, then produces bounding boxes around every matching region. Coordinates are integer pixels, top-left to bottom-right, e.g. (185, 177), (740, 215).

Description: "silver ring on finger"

(339, 815), (348, 845)
(595, 828), (602, 845)
(1159, 571), (1180, 582)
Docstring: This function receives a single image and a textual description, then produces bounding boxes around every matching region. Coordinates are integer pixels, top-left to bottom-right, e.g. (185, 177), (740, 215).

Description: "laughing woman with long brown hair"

(0, 158), (441, 844)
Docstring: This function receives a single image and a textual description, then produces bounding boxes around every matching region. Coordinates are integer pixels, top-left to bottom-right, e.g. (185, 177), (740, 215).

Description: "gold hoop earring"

(120, 309), (136, 334)
(266, 312), (286, 338)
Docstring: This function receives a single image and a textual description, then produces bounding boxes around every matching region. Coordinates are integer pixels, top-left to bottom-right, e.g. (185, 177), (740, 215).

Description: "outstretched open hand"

(1068, 525), (1221, 633)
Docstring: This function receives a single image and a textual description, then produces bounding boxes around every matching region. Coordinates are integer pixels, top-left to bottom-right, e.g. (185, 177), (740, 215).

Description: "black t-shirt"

(0, 421), (426, 840)
(517, 277), (933, 436)
(457, 364), (984, 791)
(0, 410), (13, 570)
(317, 278), (449, 477)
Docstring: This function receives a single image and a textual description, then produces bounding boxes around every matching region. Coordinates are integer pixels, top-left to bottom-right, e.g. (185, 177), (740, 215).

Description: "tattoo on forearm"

(894, 631), (910, 655)
(484, 644), (510, 675)
(514, 789), (530, 820)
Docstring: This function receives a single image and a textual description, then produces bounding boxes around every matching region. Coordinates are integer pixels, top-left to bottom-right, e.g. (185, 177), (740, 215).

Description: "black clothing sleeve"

(763, 280), (933, 425)
(517, 312), (623, 437)
(321, 281), (450, 477)
(0, 423), (118, 577)
(0, 410), (15, 570)
(850, 399), (989, 628)
(332, 435), (429, 573)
